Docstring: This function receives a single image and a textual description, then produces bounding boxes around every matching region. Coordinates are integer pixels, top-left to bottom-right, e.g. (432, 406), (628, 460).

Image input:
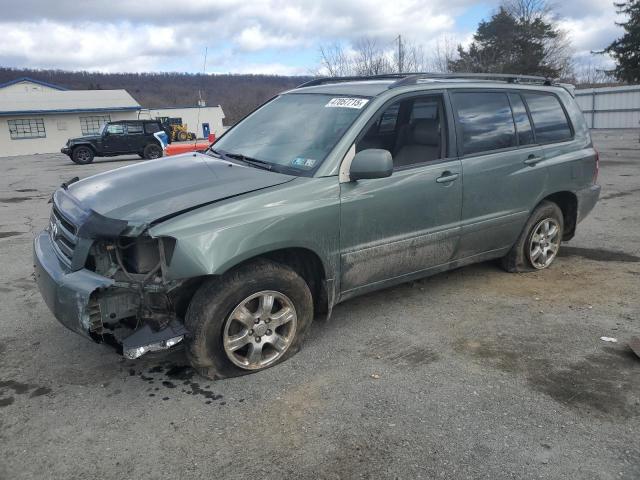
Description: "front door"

(102, 123), (128, 153)
(339, 93), (462, 295)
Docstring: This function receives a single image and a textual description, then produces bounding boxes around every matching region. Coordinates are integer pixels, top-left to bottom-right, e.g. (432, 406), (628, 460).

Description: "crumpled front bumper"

(61, 147), (71, 156)
(34, 230), (187, 357)
(33, 230), (113, 338)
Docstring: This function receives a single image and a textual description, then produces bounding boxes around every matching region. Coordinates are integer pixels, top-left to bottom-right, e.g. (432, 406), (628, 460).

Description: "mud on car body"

(35, 73), (601, 379)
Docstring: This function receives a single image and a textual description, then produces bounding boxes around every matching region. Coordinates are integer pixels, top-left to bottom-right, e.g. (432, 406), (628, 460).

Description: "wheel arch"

(221, 247), (332, 317)
(540, 191), (578, 241)
(72, 143), (97, 153)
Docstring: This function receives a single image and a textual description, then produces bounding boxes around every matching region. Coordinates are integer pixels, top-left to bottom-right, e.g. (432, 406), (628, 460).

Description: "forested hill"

(0, 68), (313, 125)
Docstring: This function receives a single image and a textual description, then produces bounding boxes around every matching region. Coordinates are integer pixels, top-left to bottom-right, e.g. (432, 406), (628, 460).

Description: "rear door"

(125, 122), (148, 152)
(450, 90), (547, 259)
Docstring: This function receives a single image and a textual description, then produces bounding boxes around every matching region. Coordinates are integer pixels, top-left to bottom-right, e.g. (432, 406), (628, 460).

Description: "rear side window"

(144, 123), (162, 134)
(522, 93), (572, 144)
(452, 92), (516, 155)
(508, 93), (534, 146)
(126, 123), (144, 134)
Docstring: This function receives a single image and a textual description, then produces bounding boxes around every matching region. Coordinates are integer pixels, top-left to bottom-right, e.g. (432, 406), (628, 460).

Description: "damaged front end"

(34, 188), (191, 360)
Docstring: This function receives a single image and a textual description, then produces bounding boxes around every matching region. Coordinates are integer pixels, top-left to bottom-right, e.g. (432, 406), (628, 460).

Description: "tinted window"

(452, 92), (516, 155)
(126, 123), (144, 134)
(378, 103), (400, 133)
(145, 123), (162, 134)
(508, 94), (534, 146)
(523, 93), (572, 144)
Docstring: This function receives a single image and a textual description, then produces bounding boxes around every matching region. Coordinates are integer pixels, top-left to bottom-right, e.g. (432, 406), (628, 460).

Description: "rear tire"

(177, 131), (188, 142)
(185, 259), (313, 380)
(71, 146), (94, 164)
(143, 143), (163, 159)
(501, 200), (564, 272)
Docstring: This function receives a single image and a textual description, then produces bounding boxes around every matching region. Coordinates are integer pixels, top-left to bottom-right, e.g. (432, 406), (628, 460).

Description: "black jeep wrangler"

(61, 120), (169, 165)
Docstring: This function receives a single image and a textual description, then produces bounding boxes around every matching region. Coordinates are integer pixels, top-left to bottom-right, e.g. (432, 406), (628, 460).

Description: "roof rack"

(388, 73), (554, 88)
(297, 72), (556, 90)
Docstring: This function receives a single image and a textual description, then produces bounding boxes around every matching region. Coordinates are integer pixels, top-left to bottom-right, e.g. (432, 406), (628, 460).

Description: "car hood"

(69, 135), (101, 143)
(65, 152), (295, 225)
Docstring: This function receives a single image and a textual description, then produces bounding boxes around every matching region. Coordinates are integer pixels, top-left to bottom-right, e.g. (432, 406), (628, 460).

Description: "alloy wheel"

(222, 290), (297, 370)
(528, 217), (561, 269)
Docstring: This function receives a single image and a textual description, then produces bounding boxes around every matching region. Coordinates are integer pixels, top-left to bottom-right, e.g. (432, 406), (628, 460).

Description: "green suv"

(34, 73), (600, 379)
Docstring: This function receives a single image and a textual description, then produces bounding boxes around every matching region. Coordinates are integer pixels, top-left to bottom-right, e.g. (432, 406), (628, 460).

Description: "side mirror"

(349, 149), (393, 181)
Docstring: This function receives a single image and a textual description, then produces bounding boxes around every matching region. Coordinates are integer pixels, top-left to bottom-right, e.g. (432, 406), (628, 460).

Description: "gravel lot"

(1, 131), (638, 480)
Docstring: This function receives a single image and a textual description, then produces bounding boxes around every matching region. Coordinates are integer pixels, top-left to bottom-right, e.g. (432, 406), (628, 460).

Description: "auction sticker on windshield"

(325, 98), (369, 109)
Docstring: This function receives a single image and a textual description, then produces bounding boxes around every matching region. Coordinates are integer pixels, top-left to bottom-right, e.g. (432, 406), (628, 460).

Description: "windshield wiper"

(224, 152), (273, 171)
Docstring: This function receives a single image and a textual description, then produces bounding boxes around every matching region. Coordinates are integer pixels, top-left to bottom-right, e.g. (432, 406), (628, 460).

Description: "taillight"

(593, 148), (599, 184)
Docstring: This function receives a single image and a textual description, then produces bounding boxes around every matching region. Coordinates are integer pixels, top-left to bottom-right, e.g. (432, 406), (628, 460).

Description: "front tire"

(501, 201), (564, 272)
(185, 260), (313, 379)
(71, 146), (94, 164)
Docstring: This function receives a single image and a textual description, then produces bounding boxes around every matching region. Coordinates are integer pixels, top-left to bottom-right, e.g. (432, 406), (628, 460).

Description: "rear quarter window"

(522, 93), (572, 144)
(451, 92), (516, 155)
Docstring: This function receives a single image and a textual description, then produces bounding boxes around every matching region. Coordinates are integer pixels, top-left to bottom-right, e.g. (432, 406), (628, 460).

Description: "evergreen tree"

(449, 2), (570, 77)
(604, 1), (640, 83)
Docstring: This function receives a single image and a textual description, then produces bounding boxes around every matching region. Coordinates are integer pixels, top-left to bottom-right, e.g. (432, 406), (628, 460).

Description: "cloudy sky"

(0, 0), (621, 75)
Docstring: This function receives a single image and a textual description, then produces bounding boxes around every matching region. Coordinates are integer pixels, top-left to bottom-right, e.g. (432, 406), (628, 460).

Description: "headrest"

(411, 119), (440, 146)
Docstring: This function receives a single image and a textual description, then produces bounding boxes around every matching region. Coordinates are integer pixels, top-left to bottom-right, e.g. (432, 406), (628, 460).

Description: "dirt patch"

(559, 247), (640, 263)
(529, 347), (639, 418)
(0, 232), (22, 239)
(600, 188), (640, 200)
(455, 338), (640, 418)
(14, 189), (38, 193)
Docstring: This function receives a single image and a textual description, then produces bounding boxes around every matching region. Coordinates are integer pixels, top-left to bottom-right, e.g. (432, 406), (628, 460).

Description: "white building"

(0, 77), (227, 157)
(575, 85), (640, 129)
(0, 77), (141, 157)
(139, 106), (225, 140)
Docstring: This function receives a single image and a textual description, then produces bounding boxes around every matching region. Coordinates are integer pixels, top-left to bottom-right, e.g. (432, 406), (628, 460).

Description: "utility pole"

(397, 35), (403, 73)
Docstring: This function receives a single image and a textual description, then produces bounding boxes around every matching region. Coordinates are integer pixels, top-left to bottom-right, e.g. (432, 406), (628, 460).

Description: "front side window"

(357, 95), (445, 169)
(452, 92), (516, 155)
(80, 115), (111, 135)
(8, 118), (46, 139)
(105, 123), (125, 135)
(523, 93), (572, 144)
(212, 93), (368, 175)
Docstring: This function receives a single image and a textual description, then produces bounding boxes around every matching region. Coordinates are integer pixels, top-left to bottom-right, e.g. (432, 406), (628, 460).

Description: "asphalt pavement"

(0, 132), (638, 479)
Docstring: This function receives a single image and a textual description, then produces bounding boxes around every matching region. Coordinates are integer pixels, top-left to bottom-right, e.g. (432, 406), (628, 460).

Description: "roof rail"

(297, 74), (409, 88)
(387, 72), (555, 89)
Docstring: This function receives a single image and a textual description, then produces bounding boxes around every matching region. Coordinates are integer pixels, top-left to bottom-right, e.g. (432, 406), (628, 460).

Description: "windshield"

(212, 93), (370, 175)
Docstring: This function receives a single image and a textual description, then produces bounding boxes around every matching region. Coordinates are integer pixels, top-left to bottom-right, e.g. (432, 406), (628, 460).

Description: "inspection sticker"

(291, 157), (317, 169)
(325, 97), (369, 109)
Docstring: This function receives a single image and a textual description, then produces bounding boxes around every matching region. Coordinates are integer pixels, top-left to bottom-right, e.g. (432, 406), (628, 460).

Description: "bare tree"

(318, 42), (353, 77)
(352, 38), (393, 75)
(574, 61), (617, 86)
(426, 36), (458, 73)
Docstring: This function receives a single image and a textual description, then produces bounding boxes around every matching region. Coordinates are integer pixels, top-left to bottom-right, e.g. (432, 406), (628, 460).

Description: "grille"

(50, 205), (78, 265)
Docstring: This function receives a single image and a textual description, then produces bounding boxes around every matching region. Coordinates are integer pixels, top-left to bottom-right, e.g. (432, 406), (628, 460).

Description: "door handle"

(524, 155), (543, 166)
(436, 171), (459, 183)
